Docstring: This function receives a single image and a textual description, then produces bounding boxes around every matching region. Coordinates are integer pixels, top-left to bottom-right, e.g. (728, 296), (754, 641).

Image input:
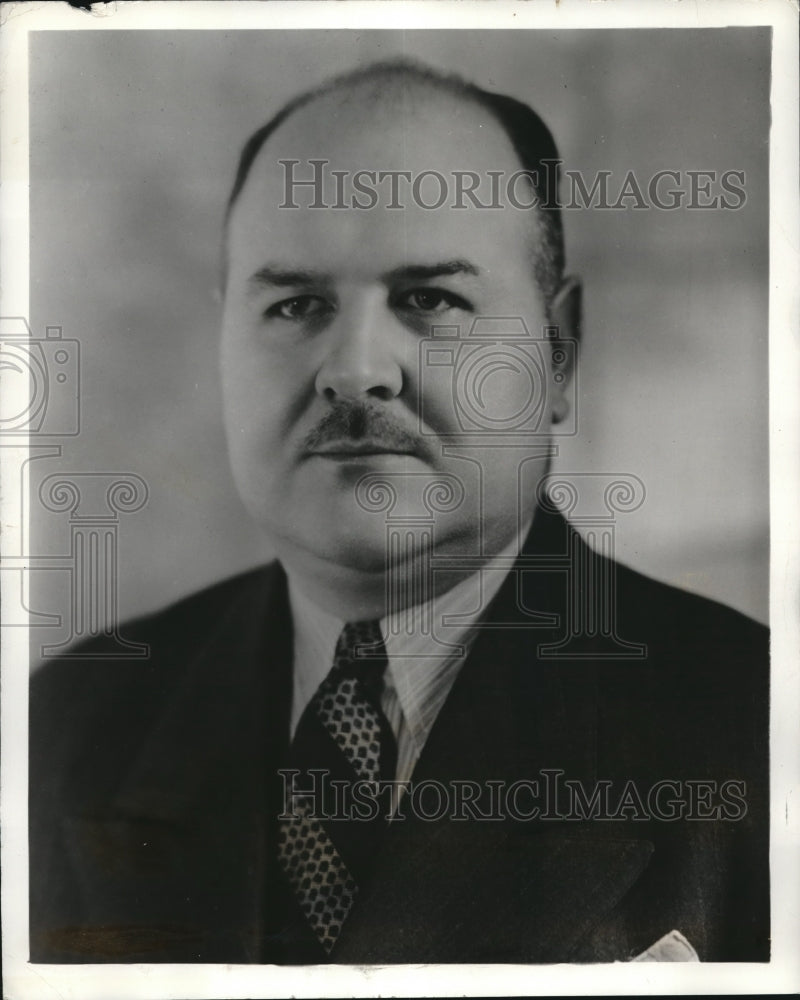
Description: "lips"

(310, 439), (417, 457)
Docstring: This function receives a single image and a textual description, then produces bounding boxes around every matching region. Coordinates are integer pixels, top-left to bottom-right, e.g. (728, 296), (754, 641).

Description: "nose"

(314, 293), (404, 402)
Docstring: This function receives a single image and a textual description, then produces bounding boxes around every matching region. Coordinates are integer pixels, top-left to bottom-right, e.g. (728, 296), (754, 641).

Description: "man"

(30, 61), (769, 965)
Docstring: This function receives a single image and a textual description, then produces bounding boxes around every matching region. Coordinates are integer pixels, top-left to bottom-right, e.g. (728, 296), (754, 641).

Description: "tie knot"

(334, 620), (388, 686)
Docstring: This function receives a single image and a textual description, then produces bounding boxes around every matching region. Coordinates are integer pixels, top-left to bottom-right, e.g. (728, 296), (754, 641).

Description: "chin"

(323, 538), (391, 574)
(267, 514), (392, 573)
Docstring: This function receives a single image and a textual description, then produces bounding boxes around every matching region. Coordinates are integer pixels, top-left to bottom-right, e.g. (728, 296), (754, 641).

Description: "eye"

(264, 295), (333, 321)
(396, 288), (472, 314)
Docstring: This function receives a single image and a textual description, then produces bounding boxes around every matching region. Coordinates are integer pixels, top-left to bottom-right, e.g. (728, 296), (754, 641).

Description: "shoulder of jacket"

(609, 552), (768, 645)
(30, 561), (284, 700)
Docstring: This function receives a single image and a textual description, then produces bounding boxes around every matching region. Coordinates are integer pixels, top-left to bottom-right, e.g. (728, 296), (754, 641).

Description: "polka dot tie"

(277, 620), (396, 954)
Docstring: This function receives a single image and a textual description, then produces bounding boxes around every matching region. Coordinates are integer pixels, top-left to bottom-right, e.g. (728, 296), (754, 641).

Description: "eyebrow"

(247, 266), (326, 293)
(385, 260), (480, 282)
(246, 259), (481, 296)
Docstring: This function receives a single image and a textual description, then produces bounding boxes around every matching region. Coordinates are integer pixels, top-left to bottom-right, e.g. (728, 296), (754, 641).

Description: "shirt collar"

(287, 518), (532, 747)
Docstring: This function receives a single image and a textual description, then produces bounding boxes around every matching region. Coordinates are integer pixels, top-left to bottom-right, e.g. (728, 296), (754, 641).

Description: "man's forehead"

(240, 80), (521, 193)
(221, 77), (550, 289)
(227, 200), (533, 287)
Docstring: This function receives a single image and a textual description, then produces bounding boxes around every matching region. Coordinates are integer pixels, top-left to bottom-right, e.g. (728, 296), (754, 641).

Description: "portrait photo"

(2, 3), (798, 998)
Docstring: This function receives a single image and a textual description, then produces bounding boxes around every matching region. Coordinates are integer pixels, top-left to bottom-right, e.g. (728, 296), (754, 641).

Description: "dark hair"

(223, 60), (565, 299)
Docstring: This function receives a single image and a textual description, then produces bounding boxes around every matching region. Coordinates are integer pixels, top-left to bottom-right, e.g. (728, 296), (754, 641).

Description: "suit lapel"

(336, 509), (656, 963)
(114, 565), (292, 824)
(65, 565), (294, 962)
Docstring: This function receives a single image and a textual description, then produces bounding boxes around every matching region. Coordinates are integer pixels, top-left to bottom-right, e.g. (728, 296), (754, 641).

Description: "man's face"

(221, 85), (568, 576)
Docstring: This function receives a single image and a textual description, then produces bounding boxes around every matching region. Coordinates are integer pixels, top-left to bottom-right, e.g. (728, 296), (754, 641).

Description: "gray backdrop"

(28, 28), (770, 649)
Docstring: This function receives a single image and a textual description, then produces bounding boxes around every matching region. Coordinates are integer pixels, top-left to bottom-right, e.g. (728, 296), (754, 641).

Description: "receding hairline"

(222, 59), (565, 300)
(225, 60), (517, 218)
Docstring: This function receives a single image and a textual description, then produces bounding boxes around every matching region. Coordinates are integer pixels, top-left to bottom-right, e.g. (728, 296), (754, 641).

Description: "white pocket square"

(631, 929), (700, 962)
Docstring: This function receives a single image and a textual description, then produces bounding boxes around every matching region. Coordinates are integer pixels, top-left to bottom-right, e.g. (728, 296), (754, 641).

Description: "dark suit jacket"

(29, 507), (769, 964)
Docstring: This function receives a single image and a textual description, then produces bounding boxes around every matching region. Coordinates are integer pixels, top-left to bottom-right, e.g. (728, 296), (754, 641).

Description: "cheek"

(467, 349), (548, 424)
(220, 332), (266, 427)
(220, 320), (305, 439)
(420, 341), (553, 435)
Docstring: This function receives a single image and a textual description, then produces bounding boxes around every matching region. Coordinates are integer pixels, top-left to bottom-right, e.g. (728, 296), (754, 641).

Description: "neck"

(272, 519), (531, 621)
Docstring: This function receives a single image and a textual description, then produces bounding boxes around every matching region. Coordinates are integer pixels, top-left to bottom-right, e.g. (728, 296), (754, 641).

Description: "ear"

(547, 275), (582, 424)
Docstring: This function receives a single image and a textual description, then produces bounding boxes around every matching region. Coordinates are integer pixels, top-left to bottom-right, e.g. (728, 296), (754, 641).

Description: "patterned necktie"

(278, 620), (397, 954)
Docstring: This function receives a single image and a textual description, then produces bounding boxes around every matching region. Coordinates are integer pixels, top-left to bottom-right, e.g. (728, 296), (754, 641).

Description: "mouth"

(309, 440), (418, 459)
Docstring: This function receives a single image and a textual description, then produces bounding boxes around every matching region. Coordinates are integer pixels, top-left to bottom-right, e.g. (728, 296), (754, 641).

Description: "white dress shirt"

(287, 522), (531, 790)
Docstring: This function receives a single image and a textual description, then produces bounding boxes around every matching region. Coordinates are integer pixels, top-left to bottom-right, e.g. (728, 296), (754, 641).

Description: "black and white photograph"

(1, 2), (798, 997)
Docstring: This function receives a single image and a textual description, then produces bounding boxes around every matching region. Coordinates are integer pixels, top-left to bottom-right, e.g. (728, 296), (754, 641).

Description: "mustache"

(302, 401), (427, 456)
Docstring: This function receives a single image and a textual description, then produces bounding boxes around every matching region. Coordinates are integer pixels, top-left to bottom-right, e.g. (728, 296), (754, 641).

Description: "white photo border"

(1, 1), (798, 997)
